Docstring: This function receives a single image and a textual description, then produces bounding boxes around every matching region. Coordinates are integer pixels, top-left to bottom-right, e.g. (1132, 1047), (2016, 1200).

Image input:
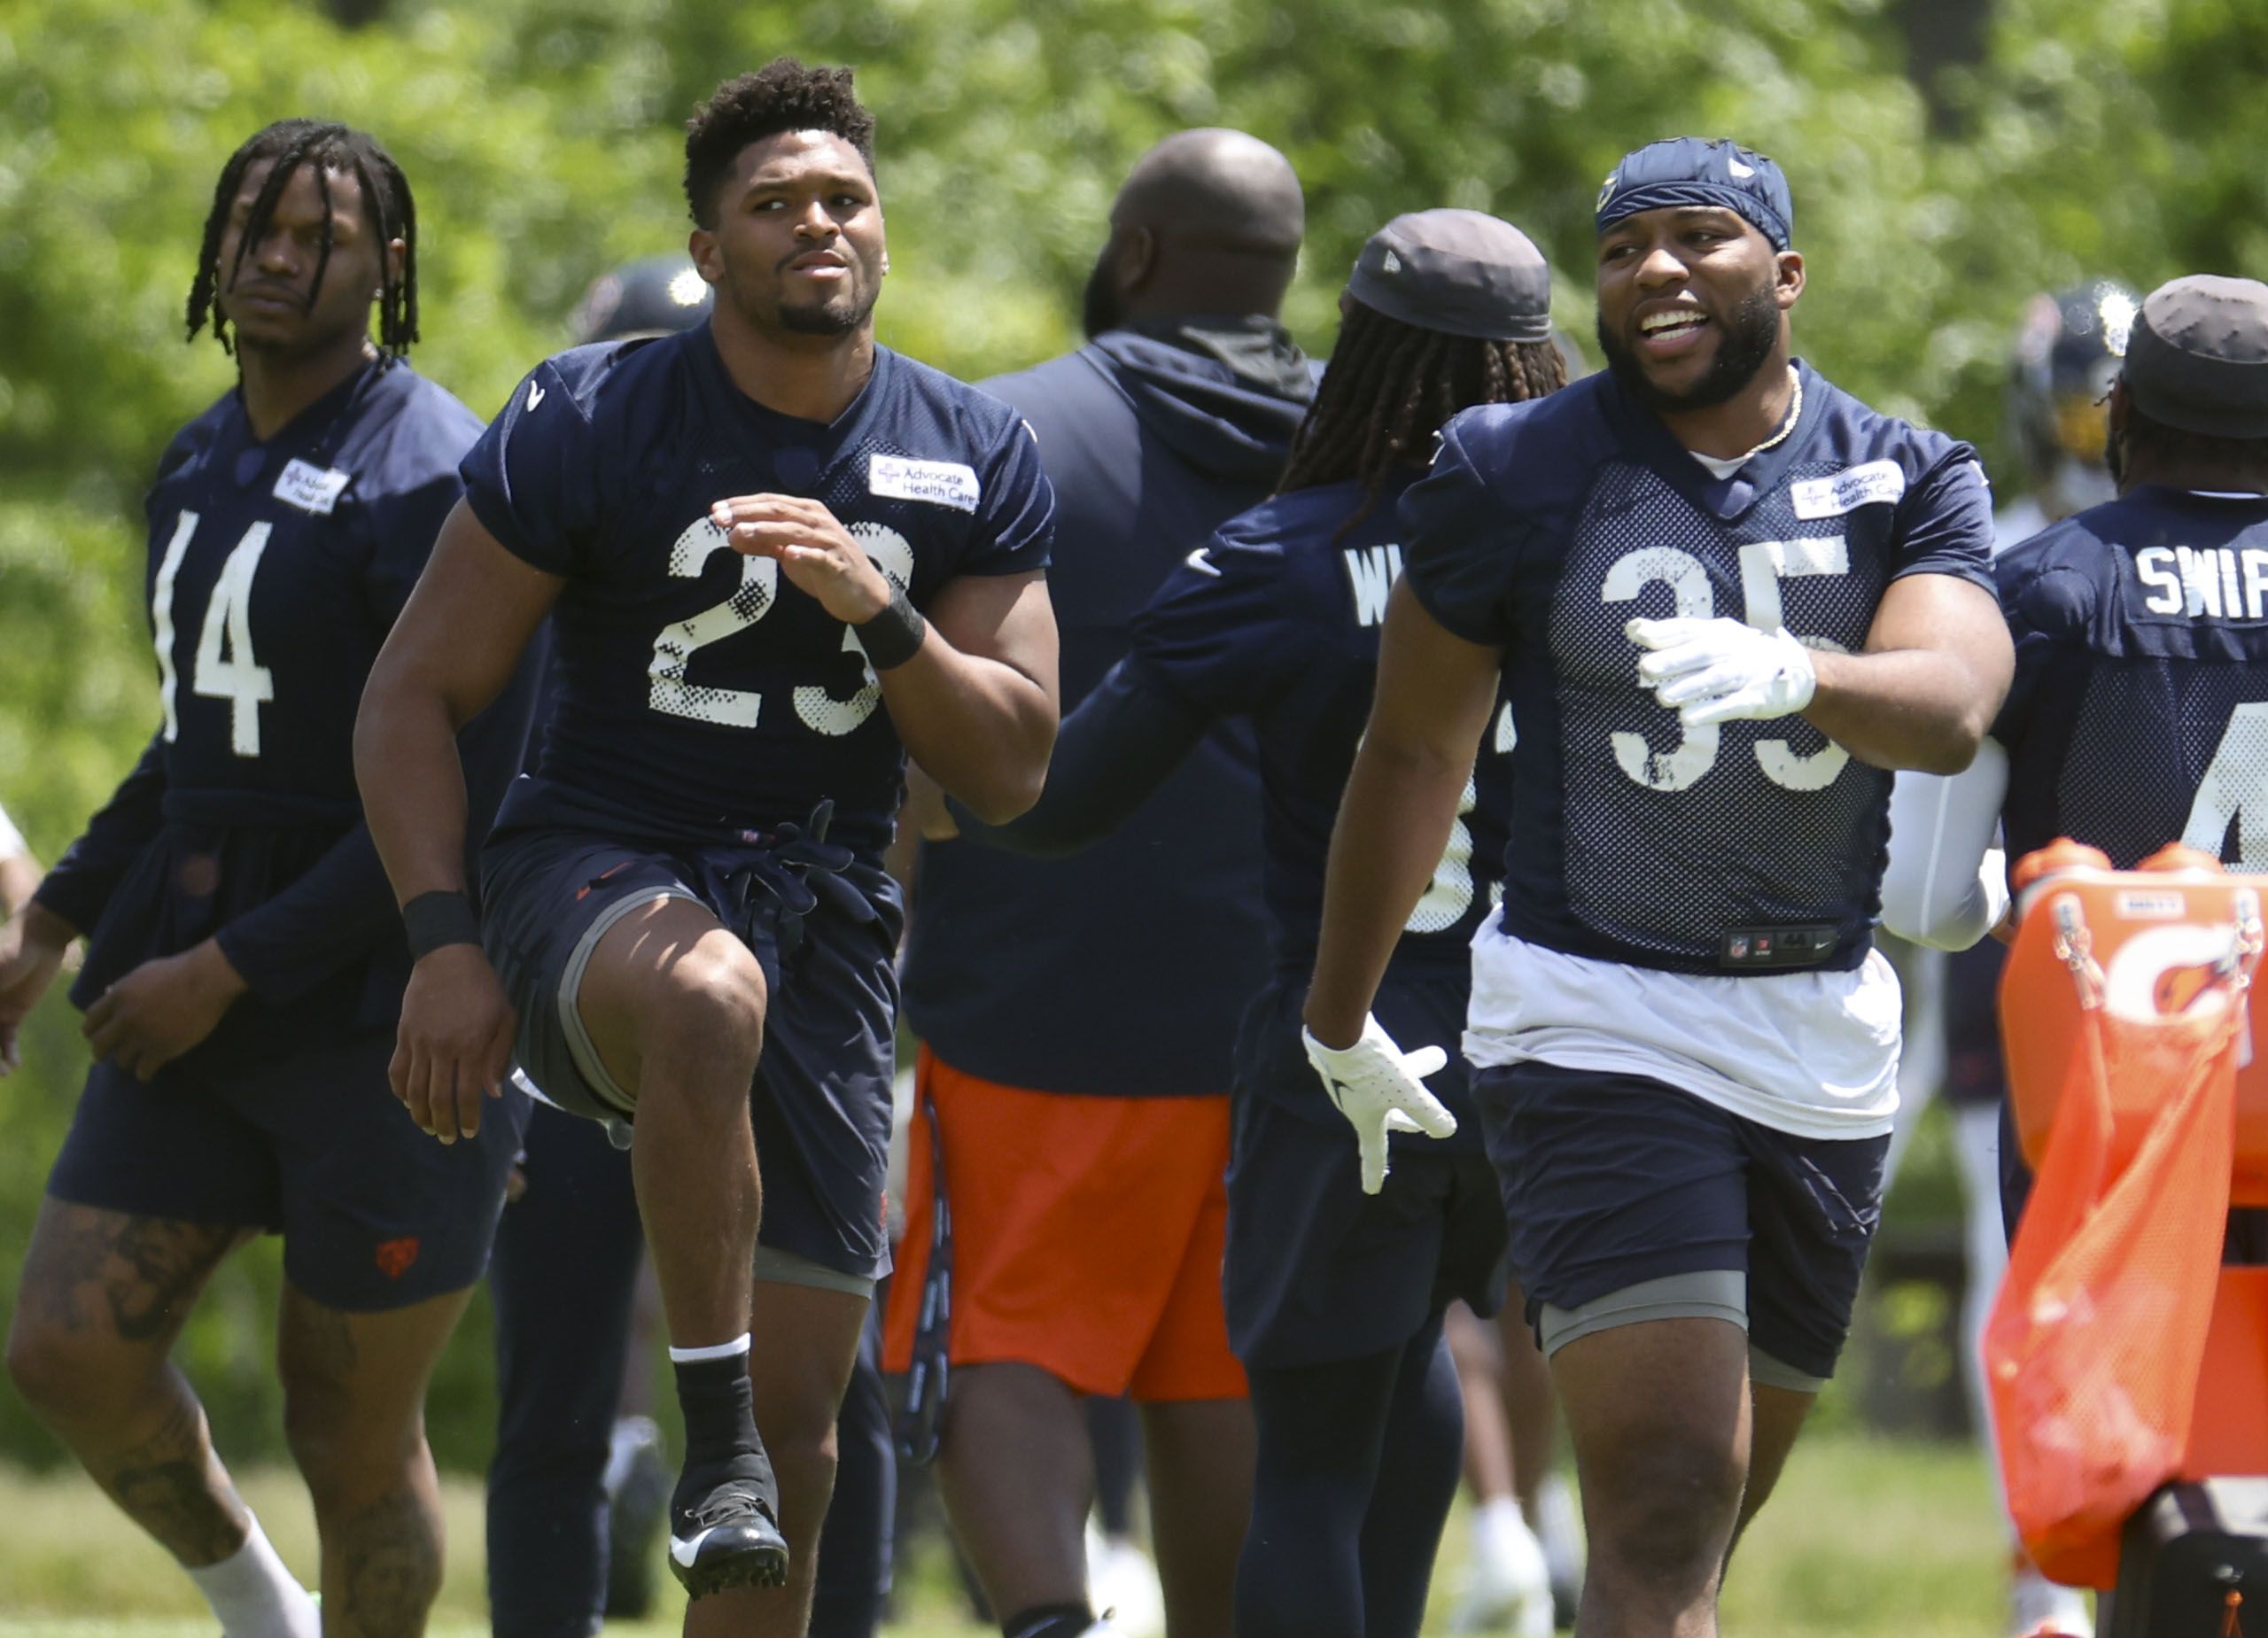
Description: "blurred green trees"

(3, 0), (2264, 1469)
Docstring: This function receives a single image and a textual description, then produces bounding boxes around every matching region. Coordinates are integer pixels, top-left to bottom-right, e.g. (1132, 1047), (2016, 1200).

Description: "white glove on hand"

(1302, 1015), (1458, 1195)
(1627, 616), (1817, 727)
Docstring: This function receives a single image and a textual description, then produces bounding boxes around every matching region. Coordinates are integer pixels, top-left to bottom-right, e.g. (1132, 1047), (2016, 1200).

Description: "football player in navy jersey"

(944, 211), (1565, 1638)
(1884, 276), (2268, 972)
(353, 60), (1058, 1630)
(0, 121), (538, 1638)
(1302, 137), (2011, 1637)
(1879, 275), (2268, 1638)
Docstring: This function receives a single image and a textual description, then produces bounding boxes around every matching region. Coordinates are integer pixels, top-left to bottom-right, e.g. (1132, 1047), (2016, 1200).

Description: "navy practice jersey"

(462, 327), (1053, 858)
(1130, 472), (1512, 974)
(1994, 485), (2268, 867)
(35, 360), (532, 1063)
(1402, 361), (1995, 976)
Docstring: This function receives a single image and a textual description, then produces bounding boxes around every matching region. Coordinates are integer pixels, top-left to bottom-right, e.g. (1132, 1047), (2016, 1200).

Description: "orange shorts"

(882, 1046), (1247, 1402)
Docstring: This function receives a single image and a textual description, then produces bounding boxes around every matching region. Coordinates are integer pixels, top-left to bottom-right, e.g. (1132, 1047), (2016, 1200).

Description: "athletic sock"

(1001, 1601), (1097, 1638)
(669, 1334), (762, 1477)
(185, 1513), (322, 1638)
(1472, 1493), (1545, 1570)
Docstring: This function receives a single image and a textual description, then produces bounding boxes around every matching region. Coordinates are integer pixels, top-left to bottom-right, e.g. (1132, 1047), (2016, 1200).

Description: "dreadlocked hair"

(1278, 299), (1567, 540)
(685, 58), (875, 229)
(187, 119), (417, 358)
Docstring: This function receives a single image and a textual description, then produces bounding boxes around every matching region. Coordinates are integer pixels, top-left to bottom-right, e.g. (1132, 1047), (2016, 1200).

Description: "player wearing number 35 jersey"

(354, 61), (1056, 1626)
(1303, 138), (2009, 1635)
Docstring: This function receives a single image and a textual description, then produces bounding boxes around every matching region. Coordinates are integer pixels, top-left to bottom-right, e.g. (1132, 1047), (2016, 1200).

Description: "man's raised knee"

(637, 951), (765, 1075)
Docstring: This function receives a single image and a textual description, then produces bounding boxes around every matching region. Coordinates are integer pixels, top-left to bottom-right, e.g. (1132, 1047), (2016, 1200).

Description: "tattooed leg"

(4, 1199), (257, 1566)
(279, 1281), (474, 1638)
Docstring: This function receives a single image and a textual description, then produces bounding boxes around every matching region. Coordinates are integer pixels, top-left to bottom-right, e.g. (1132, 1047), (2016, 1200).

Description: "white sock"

(669, 1333), (751, 1363)
(1472, 1494), (1545, 1571)
(185, 1513), (321, 1638)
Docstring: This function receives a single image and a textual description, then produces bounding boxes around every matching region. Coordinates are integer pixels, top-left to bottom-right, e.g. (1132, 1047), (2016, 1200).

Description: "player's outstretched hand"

(82, 938), (245, 1082)
(1302, 1015), (1459, 1195)
(392, 943), (515, 1145)
(0, 902), (75, 1075)
(1627, 616), (1817, 726)
(711, 494), (894, 625)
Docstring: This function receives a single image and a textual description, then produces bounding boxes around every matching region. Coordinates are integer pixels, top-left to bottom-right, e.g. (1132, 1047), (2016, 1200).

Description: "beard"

(717, 248), (878, 340)
(1597, 279), (1782, 415)
(776, 290), (874, 337)
(1080, 242), (1122, 339)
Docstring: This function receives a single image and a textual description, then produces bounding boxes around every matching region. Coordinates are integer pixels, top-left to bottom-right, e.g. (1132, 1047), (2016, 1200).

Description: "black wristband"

(401, 889), (482, 961)
(855, 585), (928, 672)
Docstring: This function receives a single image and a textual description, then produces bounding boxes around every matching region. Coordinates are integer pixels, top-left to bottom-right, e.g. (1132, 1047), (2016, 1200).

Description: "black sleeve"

(946, 657), (1213, 858)
(32, 731), (169, 936)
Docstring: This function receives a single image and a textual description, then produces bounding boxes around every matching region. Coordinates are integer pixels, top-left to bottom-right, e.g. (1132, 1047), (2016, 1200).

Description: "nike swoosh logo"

(525, 380), (546, 412)
(670, 1529), (711, 1566)
(1184, 547), (1221, 577)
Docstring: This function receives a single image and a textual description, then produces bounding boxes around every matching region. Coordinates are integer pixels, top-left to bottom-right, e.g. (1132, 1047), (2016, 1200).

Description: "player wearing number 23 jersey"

(463, 321), (1052, 1282)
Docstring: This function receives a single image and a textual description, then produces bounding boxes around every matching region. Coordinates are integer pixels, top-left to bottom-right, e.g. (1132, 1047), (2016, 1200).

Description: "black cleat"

(666, 1465), (788, 1598)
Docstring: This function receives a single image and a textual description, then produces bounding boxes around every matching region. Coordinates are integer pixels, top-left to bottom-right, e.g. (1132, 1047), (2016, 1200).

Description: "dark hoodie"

(903, 318), (1314, 1096)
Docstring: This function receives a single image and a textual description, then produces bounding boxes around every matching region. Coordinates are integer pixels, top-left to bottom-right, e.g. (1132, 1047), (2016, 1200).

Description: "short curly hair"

(684, 58), (876, 229)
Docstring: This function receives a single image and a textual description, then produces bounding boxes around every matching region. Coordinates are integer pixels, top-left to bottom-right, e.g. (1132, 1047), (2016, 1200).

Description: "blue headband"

(1595, 137), (1793, 252)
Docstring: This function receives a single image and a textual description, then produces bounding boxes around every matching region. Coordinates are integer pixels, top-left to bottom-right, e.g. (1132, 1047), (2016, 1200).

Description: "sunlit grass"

(0, 1431), (2020, 1635)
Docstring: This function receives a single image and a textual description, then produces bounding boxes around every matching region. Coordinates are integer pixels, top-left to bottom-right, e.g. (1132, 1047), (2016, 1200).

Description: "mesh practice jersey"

(35, 360), (537, 1064)
(462, 327), (1054, 857)
(1401, 361), (1995, 977)
(1995, 485), (2268, 868)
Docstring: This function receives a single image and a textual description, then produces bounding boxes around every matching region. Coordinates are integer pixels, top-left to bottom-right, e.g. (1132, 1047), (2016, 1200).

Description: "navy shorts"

(47, 1029), (524, 1311)
(479, 826), (898, 1285)
(1224, 978), (1507, 1370)
(1473, 1061), (1888, 1382)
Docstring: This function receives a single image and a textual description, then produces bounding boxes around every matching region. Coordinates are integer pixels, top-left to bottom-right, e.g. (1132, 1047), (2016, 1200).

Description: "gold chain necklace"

(1737, 367), (1803, 461)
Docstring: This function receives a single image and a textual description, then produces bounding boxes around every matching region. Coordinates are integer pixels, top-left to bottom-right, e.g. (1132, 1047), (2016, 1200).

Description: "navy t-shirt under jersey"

(1994, 485), (2268, 867)
(461, 327), (1054, 858)
(36, 360), (532, 1065)
(1401, 361), (1996, 976)
(1130, 472), (1512, 974)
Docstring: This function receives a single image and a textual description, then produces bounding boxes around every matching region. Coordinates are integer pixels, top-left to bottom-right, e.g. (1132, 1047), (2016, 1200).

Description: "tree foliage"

(2, 0), (2263, 1469)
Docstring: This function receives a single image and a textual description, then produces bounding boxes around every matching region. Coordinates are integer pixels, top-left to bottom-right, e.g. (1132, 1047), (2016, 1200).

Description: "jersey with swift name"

(1129, 471), (1512, 974)
(35, 359), (517, 1063)
(1400, 361), (1996, 977)
(461, 326), (1054, 858)
(1994, 485), (2268, 868)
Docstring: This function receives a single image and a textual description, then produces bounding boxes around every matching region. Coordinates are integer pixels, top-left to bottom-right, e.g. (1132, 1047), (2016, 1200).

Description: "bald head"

(1112, 128), (1304, 252)
(1084, 128), (1306, 335)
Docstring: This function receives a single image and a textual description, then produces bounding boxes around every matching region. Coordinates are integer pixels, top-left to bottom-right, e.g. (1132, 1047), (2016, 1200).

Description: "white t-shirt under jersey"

(1463, 920), (1905, 1141)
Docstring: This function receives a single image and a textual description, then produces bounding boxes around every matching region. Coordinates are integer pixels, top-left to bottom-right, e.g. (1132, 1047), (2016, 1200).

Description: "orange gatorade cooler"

(1992, 841), (2268, 1596)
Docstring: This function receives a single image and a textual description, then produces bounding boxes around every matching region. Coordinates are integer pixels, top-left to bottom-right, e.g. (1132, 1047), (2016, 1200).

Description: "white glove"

(1302, 1015), (1458, 1195)
(1627, 616), (1817, 727)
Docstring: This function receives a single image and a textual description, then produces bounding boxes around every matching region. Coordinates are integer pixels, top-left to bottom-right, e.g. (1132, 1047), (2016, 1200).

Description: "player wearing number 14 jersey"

(0, 121), (538, 1638)
(353, 61), (1056, 1631)
(1302, 139), (2010, 1635)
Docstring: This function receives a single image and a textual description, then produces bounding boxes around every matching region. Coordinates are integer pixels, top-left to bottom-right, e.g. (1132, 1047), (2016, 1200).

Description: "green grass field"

(0, 1431), (2024, 1636)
